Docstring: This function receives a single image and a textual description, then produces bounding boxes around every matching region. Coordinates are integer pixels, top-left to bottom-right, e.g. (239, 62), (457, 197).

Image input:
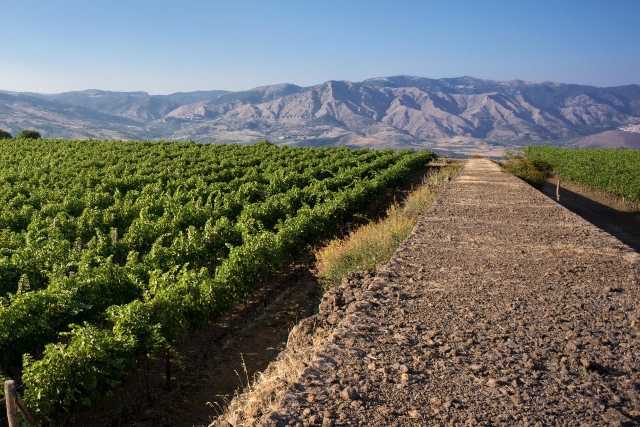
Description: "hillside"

(571, 130), (640, 148)
(1, 76), (640, 148)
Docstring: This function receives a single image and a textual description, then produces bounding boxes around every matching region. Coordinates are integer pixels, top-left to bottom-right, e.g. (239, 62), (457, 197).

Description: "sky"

(1, 0), (639, 94)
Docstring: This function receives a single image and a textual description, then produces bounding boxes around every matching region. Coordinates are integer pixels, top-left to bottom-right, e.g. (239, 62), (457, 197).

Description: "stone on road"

(270, 159), (640, 426)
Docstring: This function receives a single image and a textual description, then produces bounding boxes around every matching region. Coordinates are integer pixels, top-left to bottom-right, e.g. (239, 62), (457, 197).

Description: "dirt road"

(266, 159), (640, 425)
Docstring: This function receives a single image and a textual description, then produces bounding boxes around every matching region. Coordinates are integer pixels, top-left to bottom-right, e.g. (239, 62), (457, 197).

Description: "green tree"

(0, 129), (12, 139)
(17, 129), (42, 139)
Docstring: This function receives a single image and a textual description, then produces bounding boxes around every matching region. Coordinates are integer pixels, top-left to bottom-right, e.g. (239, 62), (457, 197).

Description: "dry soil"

(263, 159), (640, 426)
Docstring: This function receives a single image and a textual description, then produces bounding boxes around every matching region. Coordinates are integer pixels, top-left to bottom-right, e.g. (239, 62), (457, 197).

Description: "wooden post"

(16, 398), (36, 425)
(556, 176), (560, 202)
(4, 380), (18, 427)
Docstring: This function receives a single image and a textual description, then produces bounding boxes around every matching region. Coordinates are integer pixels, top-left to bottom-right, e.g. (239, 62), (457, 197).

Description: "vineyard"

(524, 146), (640, 203)
(0, 139), (434, 420)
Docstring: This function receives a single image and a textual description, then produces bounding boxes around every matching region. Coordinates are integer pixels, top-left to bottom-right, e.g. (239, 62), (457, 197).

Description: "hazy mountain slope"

(0, 92), (148, 138)
(1, 77), (639, 147)
(39, 90), (229, 122)
(571, 130), (640, 148)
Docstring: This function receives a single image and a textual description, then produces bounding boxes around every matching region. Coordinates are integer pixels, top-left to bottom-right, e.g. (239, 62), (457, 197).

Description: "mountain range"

(1, 76), (640, 152)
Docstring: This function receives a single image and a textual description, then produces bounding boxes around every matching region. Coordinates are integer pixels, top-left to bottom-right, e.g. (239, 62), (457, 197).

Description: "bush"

(0, 129), (12, 139)
(531, 159), (553, 176)
(502, 155), (549, 188)
(17, 130), (41, 139)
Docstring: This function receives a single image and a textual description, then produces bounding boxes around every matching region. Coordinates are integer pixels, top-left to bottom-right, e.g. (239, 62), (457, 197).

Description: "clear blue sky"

(2, 0), (638, 93)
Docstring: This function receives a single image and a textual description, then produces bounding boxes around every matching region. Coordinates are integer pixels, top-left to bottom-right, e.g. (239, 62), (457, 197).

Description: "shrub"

(531, 159), (553, 176)
(502, 155), (549, 188)
(0, 129), (12, 139)
(17, 129), (41, 139)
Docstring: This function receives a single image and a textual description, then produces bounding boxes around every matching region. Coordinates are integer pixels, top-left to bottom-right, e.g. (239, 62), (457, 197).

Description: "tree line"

(0, 129), (42, 139)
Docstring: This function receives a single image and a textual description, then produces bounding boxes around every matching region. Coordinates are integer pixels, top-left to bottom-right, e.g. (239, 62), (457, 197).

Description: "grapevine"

(0, 139), (434, 418)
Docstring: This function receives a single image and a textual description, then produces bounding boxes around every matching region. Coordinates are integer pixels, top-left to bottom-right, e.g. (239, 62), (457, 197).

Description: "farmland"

(524, 146), (640, 203)
(0, 139), (433, 420)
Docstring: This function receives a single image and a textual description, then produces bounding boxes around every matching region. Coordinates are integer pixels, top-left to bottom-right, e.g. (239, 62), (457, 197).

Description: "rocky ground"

(251, 159), (640, 426)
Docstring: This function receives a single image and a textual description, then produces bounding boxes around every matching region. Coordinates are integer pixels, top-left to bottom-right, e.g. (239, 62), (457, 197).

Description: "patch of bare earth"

(223, 159), (639, 426)
(70, 265), (321, 427)
(540, 177), (640, 251)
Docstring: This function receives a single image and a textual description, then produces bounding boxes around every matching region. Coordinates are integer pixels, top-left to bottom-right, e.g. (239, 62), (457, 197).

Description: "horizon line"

(2, 74), (639, 96)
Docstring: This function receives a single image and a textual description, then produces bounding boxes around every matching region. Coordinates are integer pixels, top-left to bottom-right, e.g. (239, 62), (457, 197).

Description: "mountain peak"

(2, 76), (639, 151)
(364, 75), (429, 85)
(252, 83), (302, 91)
(64, 89), (151, 97)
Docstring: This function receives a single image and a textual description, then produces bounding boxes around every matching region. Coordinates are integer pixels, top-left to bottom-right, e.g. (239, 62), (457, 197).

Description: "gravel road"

(266, 159), (640, 426)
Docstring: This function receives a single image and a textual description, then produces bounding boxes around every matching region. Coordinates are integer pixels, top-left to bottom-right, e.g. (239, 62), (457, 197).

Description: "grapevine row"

(0, 139), (434, 418)
(524, 146), (640, 202)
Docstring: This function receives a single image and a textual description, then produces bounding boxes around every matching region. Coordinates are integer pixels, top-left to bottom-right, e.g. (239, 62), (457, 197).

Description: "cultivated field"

(0, 139), (432, 420)
(525, 146), (640, 203)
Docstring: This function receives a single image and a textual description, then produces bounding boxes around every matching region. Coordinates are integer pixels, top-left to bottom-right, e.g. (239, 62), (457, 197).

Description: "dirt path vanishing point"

(265, 159), (640, 425)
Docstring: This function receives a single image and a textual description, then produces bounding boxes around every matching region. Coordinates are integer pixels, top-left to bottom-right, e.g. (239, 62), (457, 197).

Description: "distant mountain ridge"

(571, 130), (640, 149)
(1, 76), (639, 149)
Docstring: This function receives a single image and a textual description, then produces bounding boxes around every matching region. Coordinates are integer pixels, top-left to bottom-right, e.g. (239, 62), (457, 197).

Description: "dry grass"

(212, 161), (461, 426)
(315, 161), (462, 288)
(501, 154), (551, 188)
(315, 206), (414, 287)
(211, 318), (328, 426)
